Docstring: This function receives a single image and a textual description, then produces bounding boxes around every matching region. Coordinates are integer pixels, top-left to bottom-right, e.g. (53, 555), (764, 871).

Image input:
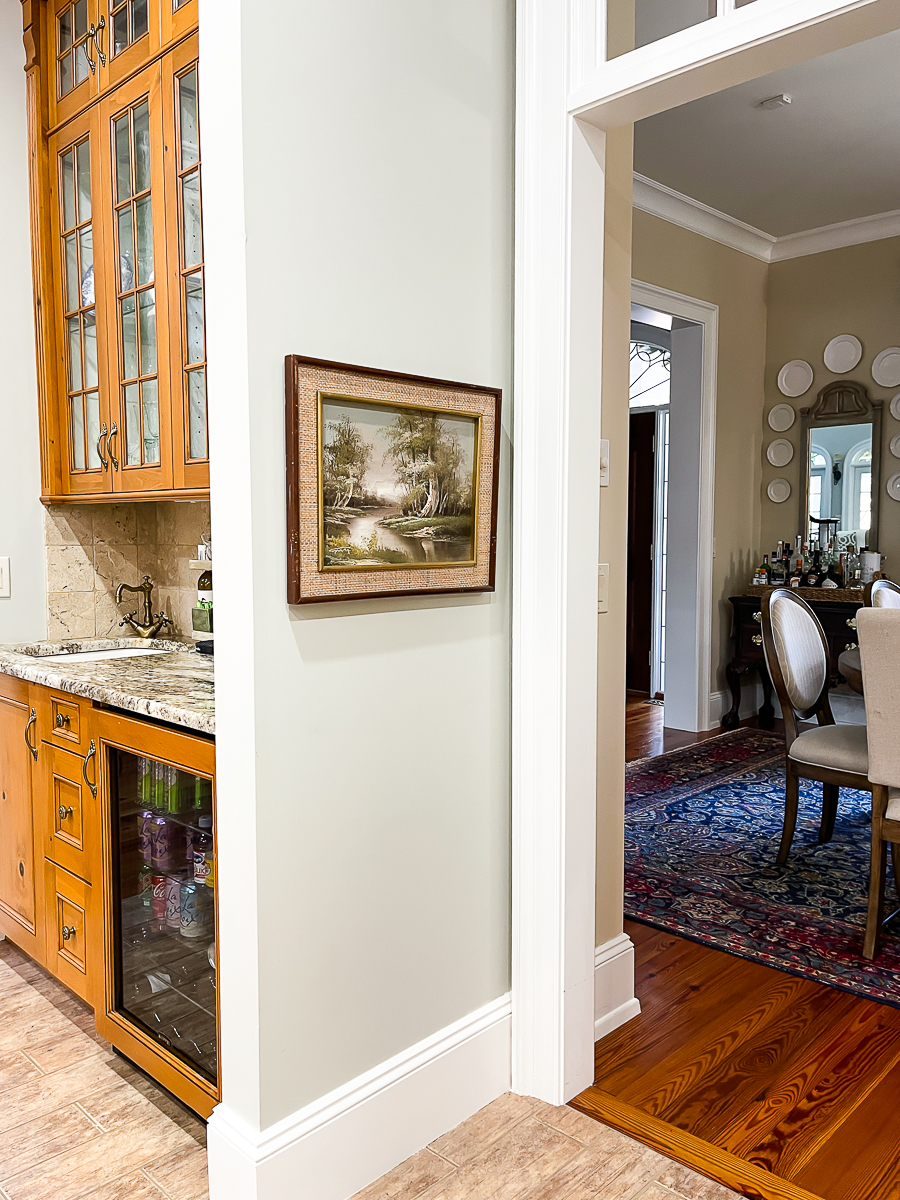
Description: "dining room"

(581, 20), (900, 1200)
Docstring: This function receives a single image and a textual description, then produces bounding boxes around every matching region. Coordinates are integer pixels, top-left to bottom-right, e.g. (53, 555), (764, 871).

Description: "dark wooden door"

(627, 411), (656, 695)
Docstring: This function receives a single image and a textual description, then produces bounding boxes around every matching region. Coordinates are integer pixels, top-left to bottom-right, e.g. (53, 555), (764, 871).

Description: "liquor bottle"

(771, 547), (785, 585)
(804, 549), (823, 588)
(789, 558), (803, 588)
(753, 554), (772, 587)
(823, 556), (843, 588)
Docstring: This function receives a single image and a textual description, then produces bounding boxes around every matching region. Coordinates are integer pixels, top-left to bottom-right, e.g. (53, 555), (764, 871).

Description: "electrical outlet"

(0, 558), (9, 598)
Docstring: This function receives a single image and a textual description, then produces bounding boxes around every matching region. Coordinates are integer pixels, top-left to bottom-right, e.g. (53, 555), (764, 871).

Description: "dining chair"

(866, 578), (900, 608)
(857, 608), (900, 959)
(761, 589), (871, 864)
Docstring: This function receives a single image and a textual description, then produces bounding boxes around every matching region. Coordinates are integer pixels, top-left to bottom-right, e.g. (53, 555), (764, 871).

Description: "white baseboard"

(709, 681), (767, 728)
(594, 933), (640, 1042)
(207, 994), (512, 1200)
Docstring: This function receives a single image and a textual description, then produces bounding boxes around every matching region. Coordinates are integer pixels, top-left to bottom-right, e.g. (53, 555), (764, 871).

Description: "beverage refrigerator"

(95, 711), (218, 1117)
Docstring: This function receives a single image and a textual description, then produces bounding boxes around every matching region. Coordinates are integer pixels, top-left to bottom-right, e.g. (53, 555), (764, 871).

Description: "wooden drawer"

(35, 690), (92, 755)
(45, 861), (95, 1003)
(38, 744), (98, 885)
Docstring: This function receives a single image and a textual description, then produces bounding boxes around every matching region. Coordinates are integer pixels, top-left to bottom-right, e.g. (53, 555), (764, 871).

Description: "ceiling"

(633, 29), (900, 238)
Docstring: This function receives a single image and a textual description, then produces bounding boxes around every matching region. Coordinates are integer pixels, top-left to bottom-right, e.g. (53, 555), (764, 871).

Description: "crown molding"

(633, 172), (900, 263)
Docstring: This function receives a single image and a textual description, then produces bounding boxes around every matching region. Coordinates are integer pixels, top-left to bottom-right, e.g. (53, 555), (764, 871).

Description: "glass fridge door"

(110, 747), (217, 1082)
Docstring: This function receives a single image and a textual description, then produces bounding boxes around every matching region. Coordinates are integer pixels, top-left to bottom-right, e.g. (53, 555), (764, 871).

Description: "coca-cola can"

(151, 874), (166, 921)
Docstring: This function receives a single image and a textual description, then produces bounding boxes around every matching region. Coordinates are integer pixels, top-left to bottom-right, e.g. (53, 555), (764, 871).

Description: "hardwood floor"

(572, 920), (900, 1200)
(625, 698), (783, 762)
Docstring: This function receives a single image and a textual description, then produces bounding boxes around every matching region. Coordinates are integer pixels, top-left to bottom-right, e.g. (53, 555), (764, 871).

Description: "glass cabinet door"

(99, 61), (174, 492)
(49, 107), (113, 496)
(165, 35), (209, 490)
(110, 747), (217, 1083)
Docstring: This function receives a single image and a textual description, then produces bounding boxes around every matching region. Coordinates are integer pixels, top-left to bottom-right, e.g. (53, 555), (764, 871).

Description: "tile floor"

(0, 935), (737, 1200)
(350, 1093), (741, 1200)
(0, 937), (207, 1200)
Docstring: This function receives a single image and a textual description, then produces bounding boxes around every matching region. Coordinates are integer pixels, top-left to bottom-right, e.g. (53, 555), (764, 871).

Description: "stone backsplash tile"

(44, 501), (211, 639)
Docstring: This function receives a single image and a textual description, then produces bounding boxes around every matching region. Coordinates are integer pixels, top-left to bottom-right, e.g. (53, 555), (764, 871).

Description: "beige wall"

(763, 238), (900, 573)
(44, 501), (211, 640)
(631, 210), (768, 699)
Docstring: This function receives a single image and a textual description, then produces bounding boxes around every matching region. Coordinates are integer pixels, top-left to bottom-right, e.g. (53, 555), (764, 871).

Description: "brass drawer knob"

(753, 612), (762, 623)
(752, 634), (763, 646)
(55, 712), (71, 728)
(847, 617), (858, 629)
(846, 642), (858, 650)
(61, 925), (76, 942)
(58, 805), (74, 820)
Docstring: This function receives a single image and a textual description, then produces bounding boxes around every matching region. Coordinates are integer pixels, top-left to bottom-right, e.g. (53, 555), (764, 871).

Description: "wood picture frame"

(285, 355), (501, 604)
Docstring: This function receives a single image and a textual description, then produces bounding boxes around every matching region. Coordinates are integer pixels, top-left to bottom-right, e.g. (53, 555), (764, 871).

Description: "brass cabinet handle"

(82, 740), (97, 799)
(96, 423), (109, 470)
(55, 712), (70, 728)
(58, 805), (74, 820)
(847, 616), (858, 629)
(88, 16), (106, 67)
(846, 641), (858, 651)
(752, 634), (763, 646)
(61, 925), (76, 941)
(24, 709), (37, 761)
(753, 612), (762, 623)
(108, 423), (120, 471)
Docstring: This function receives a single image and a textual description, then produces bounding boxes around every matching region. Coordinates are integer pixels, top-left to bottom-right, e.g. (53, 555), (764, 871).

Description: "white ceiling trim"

(633, 172), (774, 261)
(633, 172), (900, 262)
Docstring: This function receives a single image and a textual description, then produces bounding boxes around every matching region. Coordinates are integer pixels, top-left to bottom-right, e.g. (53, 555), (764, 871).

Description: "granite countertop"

(0, 638), (215, 735)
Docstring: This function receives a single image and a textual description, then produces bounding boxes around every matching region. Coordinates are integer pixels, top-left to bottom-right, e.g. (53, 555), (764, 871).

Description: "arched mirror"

(800, 381), (883, 551)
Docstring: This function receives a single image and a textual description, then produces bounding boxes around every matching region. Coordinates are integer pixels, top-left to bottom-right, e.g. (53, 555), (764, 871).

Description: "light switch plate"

(598, 563), (609, 613)
(0, 558), (9, 598)
(599, 439), (610, 487)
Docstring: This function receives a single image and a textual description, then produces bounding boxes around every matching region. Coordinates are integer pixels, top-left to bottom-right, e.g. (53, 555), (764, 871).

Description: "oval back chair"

(866, 578), (900, 609)
(761, 589), (871, 863)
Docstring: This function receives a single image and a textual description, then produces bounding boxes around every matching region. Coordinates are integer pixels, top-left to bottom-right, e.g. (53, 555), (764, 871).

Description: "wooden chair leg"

(864, 786), (889, 959)
(819, 784), (839, 844)
(777, 766), (800, 865)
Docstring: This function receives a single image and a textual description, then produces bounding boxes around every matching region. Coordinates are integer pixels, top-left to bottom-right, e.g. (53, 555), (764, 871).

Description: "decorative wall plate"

(766, 439), (794, 467)
(891, 434), (900, 459)
(888, 473), (900, 503)
(767, 478), (792, 504)
(823, 334), (862, 374)
(891, 393), (900, 421)
(767, 403), (796, 432)
(777, 360), (813, 397)
(872, 348), (900, 388)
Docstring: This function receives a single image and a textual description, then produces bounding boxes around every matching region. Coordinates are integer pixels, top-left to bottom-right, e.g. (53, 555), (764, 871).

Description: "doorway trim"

(631, 280), (718, 732)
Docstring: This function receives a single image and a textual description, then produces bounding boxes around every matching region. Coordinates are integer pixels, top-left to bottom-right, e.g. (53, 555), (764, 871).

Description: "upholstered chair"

(761, 589), (871, 864)
(857, 608), (900, 959)
(866, 578), (900, 608)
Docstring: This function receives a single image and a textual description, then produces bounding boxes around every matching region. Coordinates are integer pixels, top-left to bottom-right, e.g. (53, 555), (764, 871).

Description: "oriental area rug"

(625, 727), (900, 1006)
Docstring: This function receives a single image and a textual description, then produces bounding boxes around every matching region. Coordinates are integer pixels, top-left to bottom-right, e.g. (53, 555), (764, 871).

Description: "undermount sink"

(36, 647), (172, 664)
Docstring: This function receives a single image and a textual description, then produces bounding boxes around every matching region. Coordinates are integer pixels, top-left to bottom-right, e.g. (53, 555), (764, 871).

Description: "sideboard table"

(723, 587), (864, 730)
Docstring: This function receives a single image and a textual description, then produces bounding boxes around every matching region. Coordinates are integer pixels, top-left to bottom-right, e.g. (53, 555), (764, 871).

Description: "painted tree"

(323, 416), (371, 507)
(382, 411), (471, 517)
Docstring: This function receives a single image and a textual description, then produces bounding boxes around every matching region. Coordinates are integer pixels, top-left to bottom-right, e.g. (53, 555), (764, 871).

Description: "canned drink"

(165, 876), (182, 928)
(151, 874), (167, 921)
(137, 811), (153, 862)
(179, 881), (210, 939)
(151, 816), (170, 870)
(138, 862), (153, 909)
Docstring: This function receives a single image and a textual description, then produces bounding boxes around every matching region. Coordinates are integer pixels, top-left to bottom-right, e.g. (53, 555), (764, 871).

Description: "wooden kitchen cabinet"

(0, 673), (218, 1115)
(22, 1), (208, 503)
(0, 677), (44, 965)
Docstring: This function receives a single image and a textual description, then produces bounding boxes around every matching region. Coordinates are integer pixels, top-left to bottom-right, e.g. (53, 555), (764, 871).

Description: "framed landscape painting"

(285, 356), (501, 603)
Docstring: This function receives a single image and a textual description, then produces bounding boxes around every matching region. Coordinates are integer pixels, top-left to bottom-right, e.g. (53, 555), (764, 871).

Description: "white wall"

(201, 0), (513, 1192)
(0, 0), (46, 644)
(664, 321), (704, 732)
